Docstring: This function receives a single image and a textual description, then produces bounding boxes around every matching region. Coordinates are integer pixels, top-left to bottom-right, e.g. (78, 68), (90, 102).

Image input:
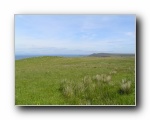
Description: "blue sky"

(15, 15), (135, 55)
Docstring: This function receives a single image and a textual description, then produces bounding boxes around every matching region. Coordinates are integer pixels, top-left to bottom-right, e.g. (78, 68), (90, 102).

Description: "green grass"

(15, 56), (135, 105)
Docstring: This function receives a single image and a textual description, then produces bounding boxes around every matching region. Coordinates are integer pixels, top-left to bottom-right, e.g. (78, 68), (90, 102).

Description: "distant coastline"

(15, 53), (135, 60)
(15, 54), (87, 60)
(88, 53), (135, 57)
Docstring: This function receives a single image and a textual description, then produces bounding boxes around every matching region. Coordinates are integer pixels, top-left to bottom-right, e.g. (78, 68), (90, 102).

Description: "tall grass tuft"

(95, 74), (102, 81)
(59, 74), (114, 104)
(119, 79), (132, 94)
(59, 74), (133, 105)
(83, 76), (92, 87)
(94, 74), (112, 83)
(104, 75), (112, 83)
(109, 70), (117, 74)
(60, 79), (74, 97)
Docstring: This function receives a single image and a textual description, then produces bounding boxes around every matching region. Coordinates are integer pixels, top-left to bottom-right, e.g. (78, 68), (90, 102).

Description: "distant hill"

(89, 53), (135, 57)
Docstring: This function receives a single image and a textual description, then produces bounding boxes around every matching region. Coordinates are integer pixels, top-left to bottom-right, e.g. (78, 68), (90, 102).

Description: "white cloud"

(124, 32), (135, 37)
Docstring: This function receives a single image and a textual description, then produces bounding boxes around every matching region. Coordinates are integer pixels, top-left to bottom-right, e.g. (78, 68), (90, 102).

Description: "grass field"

(15, 56), (135, 105)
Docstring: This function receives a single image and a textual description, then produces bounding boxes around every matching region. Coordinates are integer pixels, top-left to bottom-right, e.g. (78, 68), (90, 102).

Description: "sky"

(15, 15), (136, 55)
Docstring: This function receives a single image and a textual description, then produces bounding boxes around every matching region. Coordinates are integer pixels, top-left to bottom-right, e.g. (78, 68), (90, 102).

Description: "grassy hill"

(15, 56), (135, 105)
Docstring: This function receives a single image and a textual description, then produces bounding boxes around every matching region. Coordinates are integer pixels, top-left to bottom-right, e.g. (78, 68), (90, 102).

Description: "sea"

(15, 54), (87, 60)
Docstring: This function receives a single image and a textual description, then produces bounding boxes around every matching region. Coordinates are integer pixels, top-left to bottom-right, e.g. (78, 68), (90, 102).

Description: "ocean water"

(15, 55), (39, 60)
(15, 54), (86, 60)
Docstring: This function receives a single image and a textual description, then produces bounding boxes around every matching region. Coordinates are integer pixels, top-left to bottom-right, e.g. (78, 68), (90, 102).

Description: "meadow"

(15, 56), (135, 105)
